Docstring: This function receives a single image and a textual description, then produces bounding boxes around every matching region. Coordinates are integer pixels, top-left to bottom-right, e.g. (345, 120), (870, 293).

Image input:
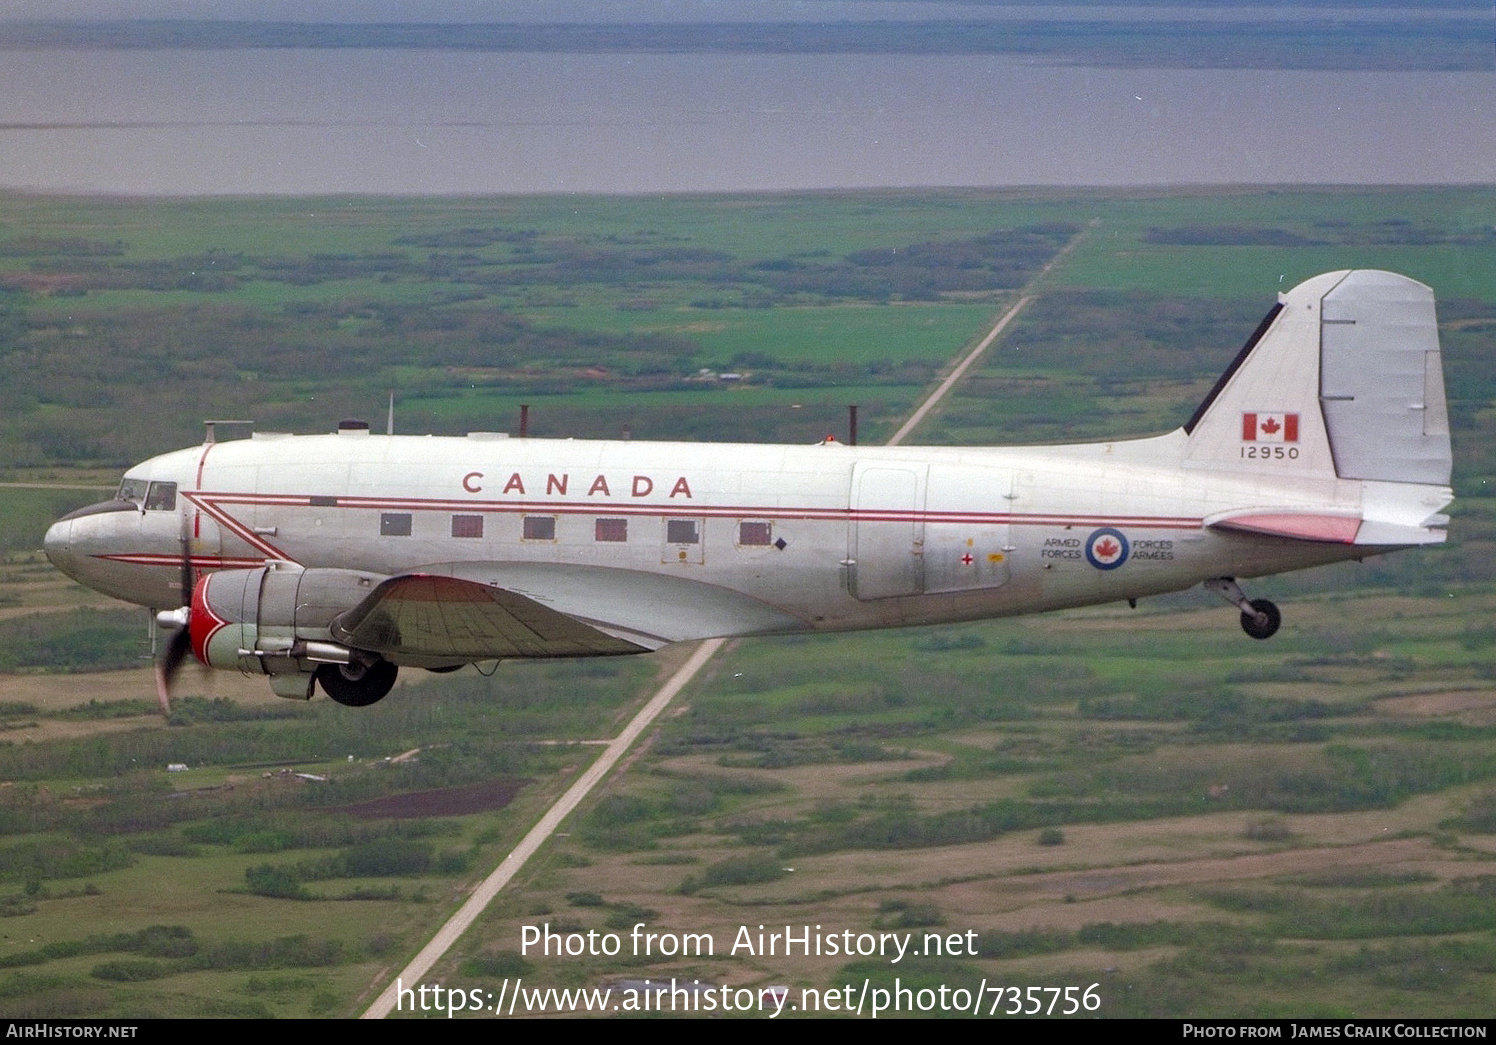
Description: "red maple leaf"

(1260, 416), (1281, 434)
(1095, 538), (1118, 558)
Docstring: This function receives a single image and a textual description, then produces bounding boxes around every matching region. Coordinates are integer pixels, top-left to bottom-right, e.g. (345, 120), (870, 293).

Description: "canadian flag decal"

(1242, 412), (1299, 443)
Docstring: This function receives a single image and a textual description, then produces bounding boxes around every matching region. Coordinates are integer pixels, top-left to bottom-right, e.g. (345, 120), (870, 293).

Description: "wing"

(330, 563), (809, 664)
(330, 574), (648, 661)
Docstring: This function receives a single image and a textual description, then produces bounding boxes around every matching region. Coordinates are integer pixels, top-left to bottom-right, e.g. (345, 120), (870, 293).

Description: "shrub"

(680, 857), (787, 894)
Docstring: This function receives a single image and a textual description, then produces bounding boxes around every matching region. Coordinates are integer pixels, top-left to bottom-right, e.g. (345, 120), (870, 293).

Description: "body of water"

(0, 48), (1490, 194)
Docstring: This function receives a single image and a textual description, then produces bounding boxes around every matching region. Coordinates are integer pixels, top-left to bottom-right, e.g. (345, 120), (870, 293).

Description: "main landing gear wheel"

(1239, 598), (1281, 641)
(316, 659), (398, 707)
(1204, 577), (1283, 641)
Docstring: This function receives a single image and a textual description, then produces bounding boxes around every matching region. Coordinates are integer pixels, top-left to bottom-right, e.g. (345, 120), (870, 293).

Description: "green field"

(1051, 187), (1496, 301)
(2, 186), (1496, 1017)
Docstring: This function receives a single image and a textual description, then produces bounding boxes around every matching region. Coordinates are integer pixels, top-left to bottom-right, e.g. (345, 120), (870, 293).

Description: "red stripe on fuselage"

(188, 490), (1201, 532)
(96, 554), (266, 569)
(181, 491), (291, 562)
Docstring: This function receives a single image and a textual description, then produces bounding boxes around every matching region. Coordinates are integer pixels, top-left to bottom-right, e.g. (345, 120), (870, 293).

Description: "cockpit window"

(144, 482), (177, 512)
(118, 478), (149, 504)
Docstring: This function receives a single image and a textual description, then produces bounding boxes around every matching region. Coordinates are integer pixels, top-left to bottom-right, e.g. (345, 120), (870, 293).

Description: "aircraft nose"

(43, 498), (178, 606)
(43, 517), (75, 576)
(44, 499), (132, 585)
(43, 517), (87, 586)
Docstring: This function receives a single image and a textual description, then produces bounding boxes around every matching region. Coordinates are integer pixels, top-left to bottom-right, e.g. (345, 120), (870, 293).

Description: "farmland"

(0, 186), (1494, 1017)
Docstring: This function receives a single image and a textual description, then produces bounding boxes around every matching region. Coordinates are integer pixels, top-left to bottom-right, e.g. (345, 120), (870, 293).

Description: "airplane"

(44, 269), (1452, 710)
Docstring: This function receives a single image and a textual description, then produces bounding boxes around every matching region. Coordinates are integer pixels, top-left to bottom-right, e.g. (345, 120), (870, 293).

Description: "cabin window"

(738, 521), (772, 546)
(451, 514), (484, 539)
(522, 516), (556, 541)
(380, 512), (412, 536)
(666, 519), (700, 545)
(117, 478), (149, 504)
(144, 482), (177, 512)
(595, 518), (627, 543)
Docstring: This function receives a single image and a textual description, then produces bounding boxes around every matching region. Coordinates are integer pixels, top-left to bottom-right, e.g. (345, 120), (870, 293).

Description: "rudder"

(1319, 270), (1450, 485)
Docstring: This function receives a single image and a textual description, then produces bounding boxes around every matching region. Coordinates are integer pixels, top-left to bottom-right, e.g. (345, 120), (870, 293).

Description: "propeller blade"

(178, 512), (194, 606)
(161, 623), (192, 680)
(179, 546), (193, 608)
(155, 515), (196, 718)
(154, 620), (191, 718)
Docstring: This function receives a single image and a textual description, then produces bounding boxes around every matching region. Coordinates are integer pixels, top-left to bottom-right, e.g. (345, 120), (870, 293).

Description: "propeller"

(152, 515), (197, 717)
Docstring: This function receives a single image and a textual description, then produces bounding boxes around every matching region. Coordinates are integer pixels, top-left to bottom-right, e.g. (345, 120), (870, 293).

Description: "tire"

(1239, 598), (1281, 640)
(316, 659), (398, 706)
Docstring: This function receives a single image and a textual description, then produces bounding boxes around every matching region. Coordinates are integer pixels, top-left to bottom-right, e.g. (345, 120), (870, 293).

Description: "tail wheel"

(1240, 598), (1281, 640)
(316, 659), (398, 706)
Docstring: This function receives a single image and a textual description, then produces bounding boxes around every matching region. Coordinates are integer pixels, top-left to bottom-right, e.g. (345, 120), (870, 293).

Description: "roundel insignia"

(1085, 527), (1129, 570)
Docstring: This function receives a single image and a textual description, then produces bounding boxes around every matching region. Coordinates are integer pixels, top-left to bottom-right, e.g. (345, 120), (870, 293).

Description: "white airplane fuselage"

(45, 428), (1404, 629)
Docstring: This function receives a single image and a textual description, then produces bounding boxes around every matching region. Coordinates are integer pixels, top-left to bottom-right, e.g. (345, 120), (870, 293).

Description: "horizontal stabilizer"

(1208, 509), (1361, 544)
(1208, 498), (1448, 548)
(1353, 519), (1449, 546)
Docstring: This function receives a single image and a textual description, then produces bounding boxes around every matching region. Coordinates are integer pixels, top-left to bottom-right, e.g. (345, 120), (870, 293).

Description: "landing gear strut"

(316, 658), (398, 706)
(1204, 577), (1281, 640)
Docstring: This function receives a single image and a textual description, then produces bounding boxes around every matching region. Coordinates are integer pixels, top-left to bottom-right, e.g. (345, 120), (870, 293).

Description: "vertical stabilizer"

(1184, 270), (1451, 487)
(1184, 270), (1346, 478)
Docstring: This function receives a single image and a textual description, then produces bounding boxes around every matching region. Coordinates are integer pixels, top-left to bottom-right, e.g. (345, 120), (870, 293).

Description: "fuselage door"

(848, 464), (926, 600)
(922, 464), (1012, 594)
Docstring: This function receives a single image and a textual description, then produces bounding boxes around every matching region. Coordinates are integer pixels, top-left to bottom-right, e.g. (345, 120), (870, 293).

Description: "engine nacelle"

(189, 562), (386, 698)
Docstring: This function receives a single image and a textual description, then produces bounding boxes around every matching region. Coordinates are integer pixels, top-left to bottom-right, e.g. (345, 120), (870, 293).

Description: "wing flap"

(331, 574), (649, 660)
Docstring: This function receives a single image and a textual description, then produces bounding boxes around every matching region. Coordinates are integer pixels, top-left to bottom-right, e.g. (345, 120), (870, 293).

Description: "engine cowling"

(189, 562), (386, 698)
